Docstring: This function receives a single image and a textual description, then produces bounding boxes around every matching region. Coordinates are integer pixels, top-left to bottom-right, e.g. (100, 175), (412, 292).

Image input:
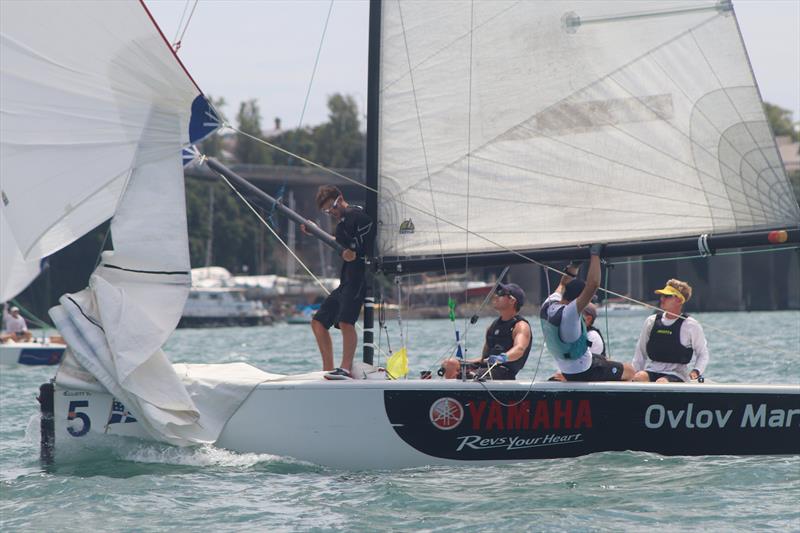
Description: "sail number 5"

(67, 400), (91, 437)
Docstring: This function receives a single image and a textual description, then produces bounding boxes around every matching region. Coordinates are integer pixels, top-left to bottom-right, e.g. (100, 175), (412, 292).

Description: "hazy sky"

(145, 0), (800, 129)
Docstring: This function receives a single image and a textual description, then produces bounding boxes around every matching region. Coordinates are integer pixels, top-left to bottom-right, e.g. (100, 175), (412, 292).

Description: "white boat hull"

(43, 378), (800, 469)
(0, 342), (65, 366)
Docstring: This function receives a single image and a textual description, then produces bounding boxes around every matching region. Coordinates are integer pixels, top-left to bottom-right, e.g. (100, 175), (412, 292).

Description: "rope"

(266, 0), (333, 227)
(397, 3), (457, 341)
(206, 155), (393, 360)
(217, 121), (799, 359)
(172, 0), (199, 52)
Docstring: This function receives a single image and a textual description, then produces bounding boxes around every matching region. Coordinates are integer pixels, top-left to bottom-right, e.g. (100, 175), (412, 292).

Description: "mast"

(362, 0), (382, 366)
(379, 227), (800, 274)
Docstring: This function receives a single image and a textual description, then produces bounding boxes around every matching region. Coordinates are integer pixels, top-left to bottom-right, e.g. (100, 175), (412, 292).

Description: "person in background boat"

(301, 185), (374, 379)
(441, 283), (532, 380)
(631, 279), (709, 383)
(1, 303), (32, 343)
(540, 248), (635, 382)
(583, 303), (606, 358)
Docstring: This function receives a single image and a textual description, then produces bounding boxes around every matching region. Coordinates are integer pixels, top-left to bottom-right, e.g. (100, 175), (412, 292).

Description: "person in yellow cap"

(631, 279), (709, 383)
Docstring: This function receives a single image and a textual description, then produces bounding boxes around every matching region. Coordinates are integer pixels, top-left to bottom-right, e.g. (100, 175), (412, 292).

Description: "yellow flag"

(386, 347), (408, 379)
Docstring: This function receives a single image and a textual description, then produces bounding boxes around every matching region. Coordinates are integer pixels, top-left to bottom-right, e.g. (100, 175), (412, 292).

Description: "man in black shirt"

(441, 283), (532, 380)
(301, 185), (374, 379)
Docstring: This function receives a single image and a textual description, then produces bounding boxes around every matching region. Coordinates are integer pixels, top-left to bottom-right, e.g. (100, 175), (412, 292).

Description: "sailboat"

(2, 0), (798, 469)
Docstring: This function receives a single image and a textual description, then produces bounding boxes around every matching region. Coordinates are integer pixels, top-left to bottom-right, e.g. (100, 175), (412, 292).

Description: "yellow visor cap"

(654, 285), (685, 303)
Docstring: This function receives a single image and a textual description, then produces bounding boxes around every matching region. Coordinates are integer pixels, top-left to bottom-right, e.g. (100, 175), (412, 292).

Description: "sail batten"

(376, 0), (800, 260)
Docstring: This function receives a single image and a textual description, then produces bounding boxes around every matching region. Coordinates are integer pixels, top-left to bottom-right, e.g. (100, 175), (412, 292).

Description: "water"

(2, 311), (799, 531)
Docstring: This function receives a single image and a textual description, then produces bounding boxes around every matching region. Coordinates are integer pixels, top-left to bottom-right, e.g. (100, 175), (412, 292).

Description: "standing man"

(632, 279), (709, 383)
(301, 185), (374, 379)
(441, 283), (532, 380)
(2, 303), (32, 342)
(540, 248), (635, 381)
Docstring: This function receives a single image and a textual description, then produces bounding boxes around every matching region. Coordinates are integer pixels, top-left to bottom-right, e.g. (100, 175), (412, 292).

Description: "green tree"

(235, 99), (271, 164)
(312, 94), (364, 168)
(764, 102), (798, 142)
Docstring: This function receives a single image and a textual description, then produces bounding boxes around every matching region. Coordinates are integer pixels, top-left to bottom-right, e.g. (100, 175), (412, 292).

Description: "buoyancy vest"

(645, 312), (694, 364)
(539, 301), (588, 361)
(485, 315), (532, 377)
(587, 325), (606, 356)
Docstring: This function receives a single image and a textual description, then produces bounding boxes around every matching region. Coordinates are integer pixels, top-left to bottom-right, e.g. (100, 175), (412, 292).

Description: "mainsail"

(1, 0), (221, 444)
(375, 0), (799, 261)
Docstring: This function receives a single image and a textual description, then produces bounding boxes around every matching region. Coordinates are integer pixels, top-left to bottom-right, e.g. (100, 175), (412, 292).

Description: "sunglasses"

(495, 289), (515, 299)
(323, 196), (340, 214)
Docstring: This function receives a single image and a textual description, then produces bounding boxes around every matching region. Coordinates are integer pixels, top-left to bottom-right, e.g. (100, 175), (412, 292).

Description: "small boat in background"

(0, 338), (66, 366)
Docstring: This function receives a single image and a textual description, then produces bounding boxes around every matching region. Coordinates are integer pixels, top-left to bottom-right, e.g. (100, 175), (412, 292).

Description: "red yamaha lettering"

(465, 399), (593, 431)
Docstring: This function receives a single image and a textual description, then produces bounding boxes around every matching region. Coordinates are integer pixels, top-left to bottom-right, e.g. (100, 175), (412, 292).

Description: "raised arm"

(575, 246), (603, 313)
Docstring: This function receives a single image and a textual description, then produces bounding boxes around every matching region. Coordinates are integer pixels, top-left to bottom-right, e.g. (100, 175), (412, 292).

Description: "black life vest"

(485, 315), (532, 377)
(645, 312), (694, 364)
(587, 325), (606, 357)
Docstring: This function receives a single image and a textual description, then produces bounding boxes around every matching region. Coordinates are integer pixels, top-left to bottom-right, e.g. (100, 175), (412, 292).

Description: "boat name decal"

(644, 403), (800, 429)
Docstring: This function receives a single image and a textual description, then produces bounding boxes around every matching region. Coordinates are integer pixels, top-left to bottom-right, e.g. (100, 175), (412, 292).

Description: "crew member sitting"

(632, 279), (709, 383)
(540, 248), (635, 382)
(2, 303), (32, 343)
(583, 303), (606, 358)
(442, 283), (532, 380)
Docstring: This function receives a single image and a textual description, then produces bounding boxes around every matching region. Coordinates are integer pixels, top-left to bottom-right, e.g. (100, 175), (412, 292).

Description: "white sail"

(1, 0), (231, 444)
(376, 0), (800, 258)
(0, 0), (204, 300)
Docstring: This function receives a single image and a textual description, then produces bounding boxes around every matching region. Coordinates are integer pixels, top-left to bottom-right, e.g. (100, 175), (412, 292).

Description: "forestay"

(376, 0), (800, 259)
(1, 0), (230, 444)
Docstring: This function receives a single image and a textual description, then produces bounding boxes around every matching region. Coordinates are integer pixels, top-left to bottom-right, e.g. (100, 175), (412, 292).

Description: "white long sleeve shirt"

(632, 314), (710, 382)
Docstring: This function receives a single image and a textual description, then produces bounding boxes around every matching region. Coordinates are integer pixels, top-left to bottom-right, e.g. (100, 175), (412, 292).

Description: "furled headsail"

(0, 0), (216, 301)
(375, 0), (799, 263)
(1, 0), (221, 444)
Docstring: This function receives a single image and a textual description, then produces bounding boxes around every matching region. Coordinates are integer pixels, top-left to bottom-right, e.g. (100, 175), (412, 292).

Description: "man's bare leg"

(311, 319), (334, 371)
(339, 322), (357, 372)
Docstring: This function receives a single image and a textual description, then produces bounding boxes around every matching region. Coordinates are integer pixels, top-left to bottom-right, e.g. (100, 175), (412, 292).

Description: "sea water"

(1, 311), (799, 531)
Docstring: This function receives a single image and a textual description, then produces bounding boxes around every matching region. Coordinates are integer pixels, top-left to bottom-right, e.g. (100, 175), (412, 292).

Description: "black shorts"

(312, 282), (365, 329)
(564, 354), (624, 382)
(645, 371), (685, 383)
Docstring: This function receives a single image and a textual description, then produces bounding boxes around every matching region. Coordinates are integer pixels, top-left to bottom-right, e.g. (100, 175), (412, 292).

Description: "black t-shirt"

(334, 205), (374, 284)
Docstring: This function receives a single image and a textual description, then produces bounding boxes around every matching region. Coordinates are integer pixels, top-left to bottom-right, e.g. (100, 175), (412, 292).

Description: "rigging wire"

(219, 124), (799, 358)
(460, 0), (476, 363)
(266, 0), (334, 227)
(204, 154), (392, 360)
(396, 3), (457, 342)
(172, 0), (199, 52)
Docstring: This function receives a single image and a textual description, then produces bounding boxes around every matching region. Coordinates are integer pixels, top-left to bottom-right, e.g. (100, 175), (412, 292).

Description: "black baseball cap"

(496, 283), (525, 308)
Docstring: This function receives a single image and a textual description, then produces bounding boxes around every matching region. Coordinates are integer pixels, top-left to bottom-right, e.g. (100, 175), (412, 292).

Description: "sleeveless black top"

(485, 315), (532, 377)
(646, 312), (694, 364)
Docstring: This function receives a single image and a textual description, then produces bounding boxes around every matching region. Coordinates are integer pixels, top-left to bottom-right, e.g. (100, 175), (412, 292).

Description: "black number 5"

(67, 400), (91, 437)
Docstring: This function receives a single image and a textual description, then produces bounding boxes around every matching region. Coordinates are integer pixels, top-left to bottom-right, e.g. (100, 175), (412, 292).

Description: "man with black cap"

(539, 247), (634, 381)
(442, 282), (532, 380)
